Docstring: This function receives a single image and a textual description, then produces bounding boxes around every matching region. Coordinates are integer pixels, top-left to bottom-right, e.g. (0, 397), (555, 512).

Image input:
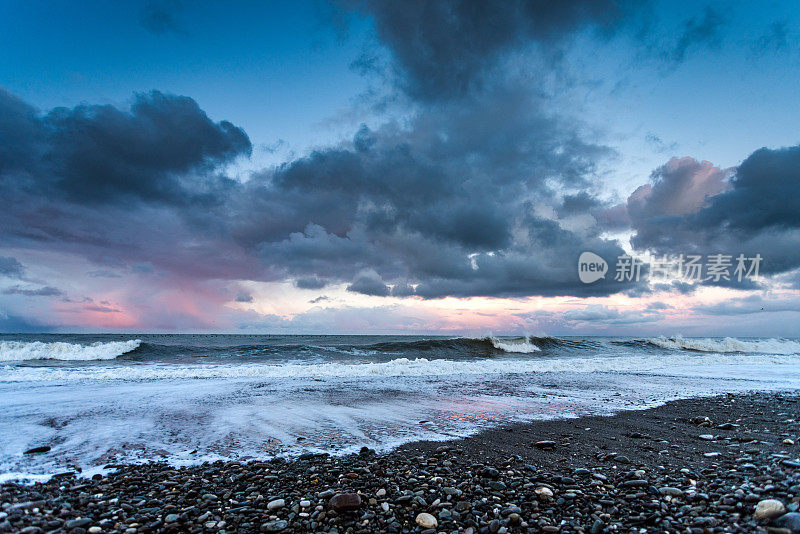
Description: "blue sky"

(1, 0), (799, 334)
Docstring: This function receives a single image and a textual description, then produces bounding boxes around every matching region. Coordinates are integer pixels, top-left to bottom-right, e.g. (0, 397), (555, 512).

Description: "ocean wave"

(3, 351), (798, 382)
(68, 336), (581, 361)
(364, 336), (546, 354)
(644, 336), (800, 355)
(0, 339), (142, 361)
(487, 336), (541, 353)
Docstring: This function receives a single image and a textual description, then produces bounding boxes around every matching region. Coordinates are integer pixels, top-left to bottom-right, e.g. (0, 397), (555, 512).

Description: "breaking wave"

(487, 336), (541, 353)
(3, 351), (798, 382)
(363, 336), (566, 354)
(0, 340), (142, 361)
(644, 336), (800, 355)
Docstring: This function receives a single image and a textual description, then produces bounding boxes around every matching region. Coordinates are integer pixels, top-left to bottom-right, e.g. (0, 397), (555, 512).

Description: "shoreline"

(2, 391), (799, 533)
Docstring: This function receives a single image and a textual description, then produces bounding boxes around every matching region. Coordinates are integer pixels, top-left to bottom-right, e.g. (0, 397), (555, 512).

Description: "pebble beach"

(3, 392), (799, 533)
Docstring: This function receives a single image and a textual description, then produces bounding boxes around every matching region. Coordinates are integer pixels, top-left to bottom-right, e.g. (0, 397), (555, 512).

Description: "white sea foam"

(2, 351), (798, 382)
(646, 335), (800, 355)
(0, 339), (141, 361)
(488, 335), (541, 353)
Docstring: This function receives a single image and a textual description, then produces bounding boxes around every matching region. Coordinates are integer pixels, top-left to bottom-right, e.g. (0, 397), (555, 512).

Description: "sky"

(0, 0), (799, 335)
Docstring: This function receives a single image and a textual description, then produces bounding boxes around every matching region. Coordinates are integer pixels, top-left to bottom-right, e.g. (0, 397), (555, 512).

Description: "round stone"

(754, 499), (786, 520)
(415, 512), (438, 529)
(267, 498), (285, 511)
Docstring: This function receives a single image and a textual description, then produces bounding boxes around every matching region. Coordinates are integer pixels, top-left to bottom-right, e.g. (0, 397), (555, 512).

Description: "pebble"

(773, 512), (800, 533)
(328, 492), (361, 511)
(755, 499), (786, 520)
(267, 498), (285, 511)
(659, 486), (684, 497)
(65, 518), (92, 529)
(263, 519), (288, 532)
(415, 512), (437, 529)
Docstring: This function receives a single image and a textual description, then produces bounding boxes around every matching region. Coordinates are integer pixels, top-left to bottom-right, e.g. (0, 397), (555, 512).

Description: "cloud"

(235, 293), (254, 303)
(347, 270), (390, 296)
(667, 7), (726, 63)
(87, 269), (122, 278)
(348, 0), (630, 101)
(627, 156), (729, 223)
(644, 132), (678, 154)
(627, 146), (800, 277)
(696, 294), (800, 316)
(2, 285), (62, 297)
(0, 256), (24, 279)
(390, 283), (416, 297)
(84, 303), (122, 313)
(562, 304), (659, 324)
(295, 277), (328, 290)
(0, 89), (251, 205)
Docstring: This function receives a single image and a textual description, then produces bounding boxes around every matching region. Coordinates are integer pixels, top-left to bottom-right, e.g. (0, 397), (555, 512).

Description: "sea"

(1, 333), (799, 482)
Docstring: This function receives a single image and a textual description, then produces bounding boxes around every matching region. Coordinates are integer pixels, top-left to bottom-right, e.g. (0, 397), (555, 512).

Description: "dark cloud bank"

(1, 0), (798, 308)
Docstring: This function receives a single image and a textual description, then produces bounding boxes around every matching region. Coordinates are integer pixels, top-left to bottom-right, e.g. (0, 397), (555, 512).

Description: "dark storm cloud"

(347, 270), (390, 296)
(295, 277), (329, 290)
(0, 89), (251, 205)
(557, 192), (604, 217)
(234, 87), (637, 298)
(348, 0), (631, 101)
(0, 256), (25, 279)
(626, 145), (800, 276)
(696, 146), (800, 232)
(390, 283), (416, 297)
